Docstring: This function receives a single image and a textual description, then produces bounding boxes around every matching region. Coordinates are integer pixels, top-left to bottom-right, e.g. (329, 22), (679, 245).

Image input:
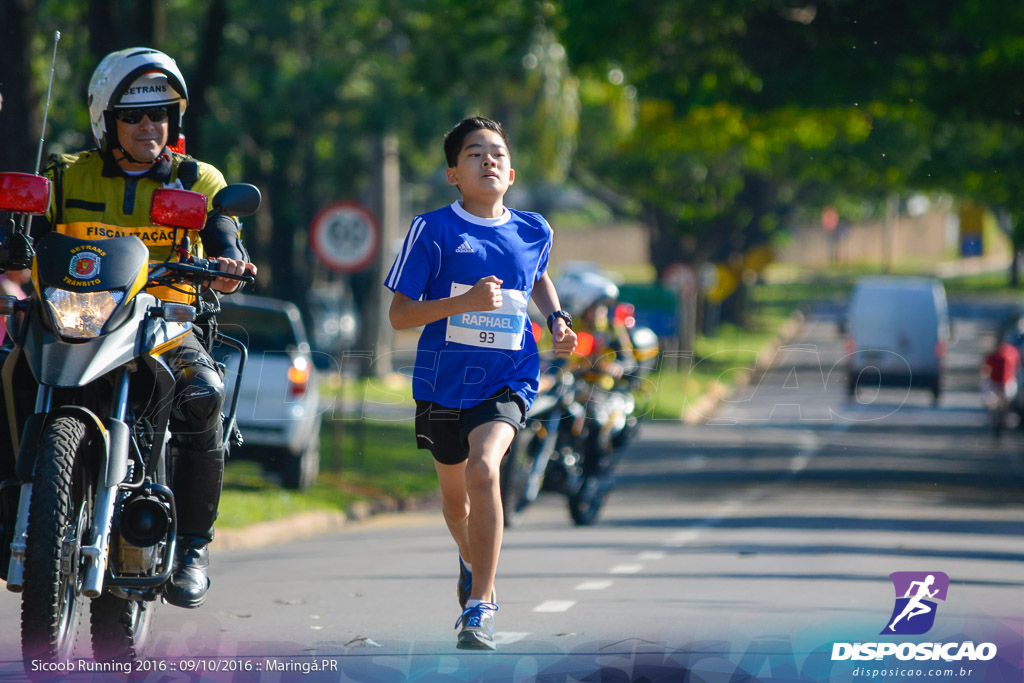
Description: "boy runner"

(385, 117), (576, 650)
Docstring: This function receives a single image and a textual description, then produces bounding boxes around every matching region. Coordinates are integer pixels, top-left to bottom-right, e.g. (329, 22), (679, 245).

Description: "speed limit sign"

(309, 201), (380, 273)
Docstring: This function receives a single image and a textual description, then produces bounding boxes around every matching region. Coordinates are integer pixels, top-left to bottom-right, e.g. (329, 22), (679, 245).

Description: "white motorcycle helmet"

(87, 47), (188, 153)
(555, 270), (620, 319)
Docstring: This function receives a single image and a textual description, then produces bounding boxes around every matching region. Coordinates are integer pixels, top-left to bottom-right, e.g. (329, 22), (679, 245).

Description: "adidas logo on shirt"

(455, 241), (474, 253)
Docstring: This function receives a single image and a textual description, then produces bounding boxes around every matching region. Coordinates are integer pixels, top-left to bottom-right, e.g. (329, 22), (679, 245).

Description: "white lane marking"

(533, 600), (577, 613)
(788, 433), (817, 473)
(789, 452), (812, 472)
(494, 632), (530, 645)
(639, 551), (665, 561)
(609, 564), (644, 574)
(575, 580), (613, 591)
(686, 455), (708, 470)
(664, 500), (746, 547)
(665, 530), (701, 547)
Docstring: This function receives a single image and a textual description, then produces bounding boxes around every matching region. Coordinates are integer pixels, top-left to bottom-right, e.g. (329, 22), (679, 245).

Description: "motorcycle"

(500, 319), (659, 527)
(500, 359), (585, 527)
(0, 172), (258, 671)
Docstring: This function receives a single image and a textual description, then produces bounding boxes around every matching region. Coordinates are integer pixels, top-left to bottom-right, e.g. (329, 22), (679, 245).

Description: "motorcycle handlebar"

(153, 259), (256, 284)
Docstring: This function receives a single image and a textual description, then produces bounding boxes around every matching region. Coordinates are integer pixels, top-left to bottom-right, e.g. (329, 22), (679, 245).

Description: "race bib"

(446, 282), (528, 350)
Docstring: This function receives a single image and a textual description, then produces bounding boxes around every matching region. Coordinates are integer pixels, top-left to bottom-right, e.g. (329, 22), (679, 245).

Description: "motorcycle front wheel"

(91, 592), (155, 662)
(568, 472), (609, 526)
(500, 427), (537, 528)
(568, 430), (612, 526)
(21, 416), (92, 672)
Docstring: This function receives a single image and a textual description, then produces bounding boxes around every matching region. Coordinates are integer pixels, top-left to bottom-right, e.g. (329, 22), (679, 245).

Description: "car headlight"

(44, 287), (125, 339)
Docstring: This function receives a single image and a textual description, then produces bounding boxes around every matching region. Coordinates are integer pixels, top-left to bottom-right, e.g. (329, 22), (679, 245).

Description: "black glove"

(0, 229), (34, 272)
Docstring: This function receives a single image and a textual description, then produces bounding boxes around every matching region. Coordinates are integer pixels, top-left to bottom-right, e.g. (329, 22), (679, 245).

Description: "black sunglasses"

(114, 107), (169, 124)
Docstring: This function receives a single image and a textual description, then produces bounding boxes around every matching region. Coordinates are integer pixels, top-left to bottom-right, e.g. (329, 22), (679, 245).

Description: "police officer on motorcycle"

(0, 47), (256, 608)
(556, 270), (638, 385)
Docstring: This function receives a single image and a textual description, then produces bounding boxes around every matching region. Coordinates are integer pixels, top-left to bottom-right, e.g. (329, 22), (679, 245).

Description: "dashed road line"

(533, 600), (577, 613)
(575, 580), (614, 591)
(638, 551), (665, 561)
(609, 563), (644, 574)
(664, 530), (702, 547)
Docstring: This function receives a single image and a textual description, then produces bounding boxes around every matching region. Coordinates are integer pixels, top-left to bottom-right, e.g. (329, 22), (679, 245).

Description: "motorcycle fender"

(17, 407), (111, 481)
(13, 413), (48, 482)
(102, 418), (130, 488)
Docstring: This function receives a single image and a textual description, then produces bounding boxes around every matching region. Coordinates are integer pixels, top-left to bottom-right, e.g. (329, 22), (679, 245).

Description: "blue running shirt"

(385, 201), (552, 409)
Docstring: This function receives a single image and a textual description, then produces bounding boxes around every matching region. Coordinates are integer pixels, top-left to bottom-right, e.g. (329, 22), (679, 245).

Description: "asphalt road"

(1, 299), (1022, 682)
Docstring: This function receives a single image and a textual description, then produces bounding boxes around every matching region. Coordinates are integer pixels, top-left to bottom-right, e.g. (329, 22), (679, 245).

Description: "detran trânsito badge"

(69, 252), (101, 280)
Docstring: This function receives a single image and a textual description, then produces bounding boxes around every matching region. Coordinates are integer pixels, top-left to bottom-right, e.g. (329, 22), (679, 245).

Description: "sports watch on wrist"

(547, 309), (573, 332)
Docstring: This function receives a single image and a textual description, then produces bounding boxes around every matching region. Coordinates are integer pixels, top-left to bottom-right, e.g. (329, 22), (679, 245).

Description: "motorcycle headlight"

(44, 287), (125, 339)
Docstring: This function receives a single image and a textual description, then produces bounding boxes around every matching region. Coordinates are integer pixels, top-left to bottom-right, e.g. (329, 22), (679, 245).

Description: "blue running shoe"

(457, 557), (472, 609)
(455, 602), (498, 650)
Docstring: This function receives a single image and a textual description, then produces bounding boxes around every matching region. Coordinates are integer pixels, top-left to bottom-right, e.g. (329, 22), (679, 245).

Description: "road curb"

(212, 510), (349, 551)
(681, 309), (807, 424)
(213, 492), (444, 551)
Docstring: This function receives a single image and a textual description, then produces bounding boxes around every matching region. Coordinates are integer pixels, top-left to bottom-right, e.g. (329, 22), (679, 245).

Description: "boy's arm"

(529, 272), (563, 320)
(531, 272), (577, 357)
(388, 275), (504, 330)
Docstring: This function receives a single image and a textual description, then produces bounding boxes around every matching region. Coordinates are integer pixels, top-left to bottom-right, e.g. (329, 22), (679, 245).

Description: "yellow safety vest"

(44, 150), (228, 304)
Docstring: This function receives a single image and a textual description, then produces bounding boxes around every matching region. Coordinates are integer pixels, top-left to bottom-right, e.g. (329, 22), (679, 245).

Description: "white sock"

(466, 598), (484, 609)
(460, 557), (472, 573)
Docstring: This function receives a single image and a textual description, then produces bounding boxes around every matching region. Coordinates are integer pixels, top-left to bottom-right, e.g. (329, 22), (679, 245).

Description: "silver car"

(214, 295), (322, 490)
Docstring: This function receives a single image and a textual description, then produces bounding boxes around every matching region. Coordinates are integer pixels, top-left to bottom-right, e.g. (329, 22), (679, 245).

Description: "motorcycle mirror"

(150, 188), (207, 231)
(210, 183), (261, 219)
(0, 172), (51, 215)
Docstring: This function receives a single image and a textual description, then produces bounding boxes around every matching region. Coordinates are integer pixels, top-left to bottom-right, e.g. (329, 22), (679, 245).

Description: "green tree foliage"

(561, 0), (1024, 272)
(2, 0), (578, 299)
(3, 0), (1023, 296)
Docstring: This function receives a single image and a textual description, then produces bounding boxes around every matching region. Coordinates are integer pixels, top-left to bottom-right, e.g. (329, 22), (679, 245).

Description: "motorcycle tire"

(568, 472), (609, 526)
(21, 416), (91, 672)
(568, 428), (615, 526)
(500, 431), (535, 528)
(90, 592), (155, 663)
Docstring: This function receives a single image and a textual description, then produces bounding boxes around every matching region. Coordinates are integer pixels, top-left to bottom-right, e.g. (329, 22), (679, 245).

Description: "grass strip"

(219, 409), (431, 529)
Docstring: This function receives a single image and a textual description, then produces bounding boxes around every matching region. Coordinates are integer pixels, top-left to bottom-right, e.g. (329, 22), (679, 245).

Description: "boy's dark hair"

(443, 117), (510, 168)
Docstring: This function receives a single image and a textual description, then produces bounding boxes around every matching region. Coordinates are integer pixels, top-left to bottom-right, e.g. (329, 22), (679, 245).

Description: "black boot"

(164, 446), (224, 609)
(165, 535), (210, 608)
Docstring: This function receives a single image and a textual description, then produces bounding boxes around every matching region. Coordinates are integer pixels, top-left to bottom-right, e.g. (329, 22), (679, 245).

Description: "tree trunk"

(0, 0), (39, 173)
(645, 204), (699, 280)
(88, 0), (117, 59)
(185, 0), (227, 155)
(353, 132), (400, 379)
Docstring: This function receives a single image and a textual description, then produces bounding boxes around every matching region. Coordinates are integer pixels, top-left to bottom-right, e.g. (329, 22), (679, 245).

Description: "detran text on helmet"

(124, 84), (168, 96)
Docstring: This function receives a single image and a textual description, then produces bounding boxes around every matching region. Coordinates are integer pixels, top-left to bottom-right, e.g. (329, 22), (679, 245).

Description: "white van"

(845, 276), (950, 402)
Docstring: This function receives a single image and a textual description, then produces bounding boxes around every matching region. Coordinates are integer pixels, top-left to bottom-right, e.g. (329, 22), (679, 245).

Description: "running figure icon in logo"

(882, 571), (950, 635)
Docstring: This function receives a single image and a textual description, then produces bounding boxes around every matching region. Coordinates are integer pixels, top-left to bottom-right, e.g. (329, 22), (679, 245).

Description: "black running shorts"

(414, 387), (527, 465)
